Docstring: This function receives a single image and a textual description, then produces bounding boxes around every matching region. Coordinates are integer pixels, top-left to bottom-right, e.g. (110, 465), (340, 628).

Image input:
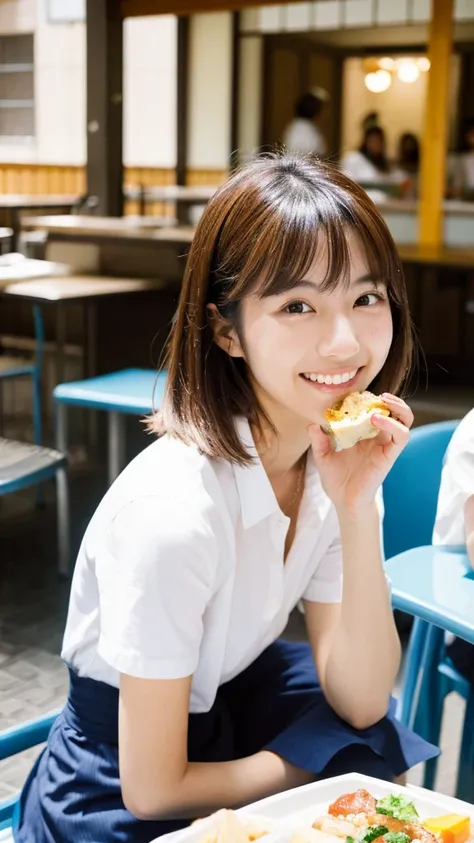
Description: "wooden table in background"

(20, 215), (196, 249)
(0, 195), (79, 249)
(124, 184), (219, 221)
(2, 275), (167, 385)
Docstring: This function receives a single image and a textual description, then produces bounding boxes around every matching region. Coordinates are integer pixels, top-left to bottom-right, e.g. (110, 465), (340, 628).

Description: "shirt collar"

(232, 417), (331, 530)
(232, 417), (280, 529)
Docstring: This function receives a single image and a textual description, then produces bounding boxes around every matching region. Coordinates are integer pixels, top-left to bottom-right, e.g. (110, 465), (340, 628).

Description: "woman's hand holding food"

(308, 393), (413, 518)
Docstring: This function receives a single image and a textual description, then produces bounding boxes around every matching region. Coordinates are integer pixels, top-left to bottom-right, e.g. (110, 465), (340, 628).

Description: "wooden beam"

(176, 16), (189, 189)
(86, 0), (123, 216)
(121, 0), (304, 17)
(418, 0), (454, 247)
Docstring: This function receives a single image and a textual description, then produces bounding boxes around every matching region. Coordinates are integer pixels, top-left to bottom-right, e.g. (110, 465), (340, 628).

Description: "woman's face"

(232, 233), (393, 430)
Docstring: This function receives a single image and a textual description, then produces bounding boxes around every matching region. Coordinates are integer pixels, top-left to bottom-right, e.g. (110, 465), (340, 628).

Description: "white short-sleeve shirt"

(62, 419), (352, 712)
(433, 410), (474, 547)
(283, 119), (326, 157)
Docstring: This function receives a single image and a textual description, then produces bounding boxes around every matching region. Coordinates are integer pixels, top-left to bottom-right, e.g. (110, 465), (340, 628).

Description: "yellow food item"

(423, 815), (471, 843)
(323, 391), (390, 452)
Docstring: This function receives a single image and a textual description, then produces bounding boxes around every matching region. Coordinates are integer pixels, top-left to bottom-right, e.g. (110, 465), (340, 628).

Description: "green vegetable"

(376, 794), (419, 823)
(360, 826), (389, 843)
(384, 833), (411, 843)
(346, 837), (356, 843)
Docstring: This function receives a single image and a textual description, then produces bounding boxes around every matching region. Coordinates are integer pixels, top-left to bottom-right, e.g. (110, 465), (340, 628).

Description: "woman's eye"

(355, 292), (382, 308)
(284, 301), (313, 314)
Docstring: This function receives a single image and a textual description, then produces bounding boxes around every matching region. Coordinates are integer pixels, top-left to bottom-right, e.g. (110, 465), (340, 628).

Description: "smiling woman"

(15, 153), (435, 843)
(154, 153), (412, 464)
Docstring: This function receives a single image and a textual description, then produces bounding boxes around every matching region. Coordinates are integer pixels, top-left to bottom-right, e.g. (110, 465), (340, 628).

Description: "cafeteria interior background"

(1, 0), (474, 806)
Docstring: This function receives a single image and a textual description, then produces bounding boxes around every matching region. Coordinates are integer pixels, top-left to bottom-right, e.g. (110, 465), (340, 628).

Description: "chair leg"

(56, 464), (70, 579)
(397, 618), (430, 728)
(55, 402), (70, 578)
(414, 625), (446, 791)
(108, 412), (125, 486)
(456, 684), (474, 802)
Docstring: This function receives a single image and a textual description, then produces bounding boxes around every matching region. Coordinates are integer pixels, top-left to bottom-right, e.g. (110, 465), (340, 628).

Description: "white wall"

(35, 13), (86, 164)
(123, 15), (177, 168)
(341, 55), (461, 159)
(187, 12), (232, 170)
(237, 35), (262, 163)
(0, 0), (36, 32)
(0, 3), (178, 168)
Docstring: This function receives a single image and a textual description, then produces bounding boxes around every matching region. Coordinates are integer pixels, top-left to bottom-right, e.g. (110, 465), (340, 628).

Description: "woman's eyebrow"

(292, 274), (385, 291)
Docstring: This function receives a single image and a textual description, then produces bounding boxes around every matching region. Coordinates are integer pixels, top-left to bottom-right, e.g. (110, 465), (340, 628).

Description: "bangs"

(212, 158), (404, 309)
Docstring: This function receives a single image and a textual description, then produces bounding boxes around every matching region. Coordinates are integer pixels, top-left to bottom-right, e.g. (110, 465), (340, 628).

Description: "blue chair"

(0, 437), (69, 576)
(382, 419), (474, 798)
(53, 368), (166, 487)
(0, 304), (43, 445)
(0, 710), (59, 837)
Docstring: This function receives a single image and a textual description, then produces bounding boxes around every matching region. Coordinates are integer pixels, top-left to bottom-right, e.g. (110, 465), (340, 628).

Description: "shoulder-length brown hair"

(151, 153), (413, 465)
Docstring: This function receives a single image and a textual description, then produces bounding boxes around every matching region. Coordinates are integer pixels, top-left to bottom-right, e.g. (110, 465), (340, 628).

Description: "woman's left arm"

(304, 504), (400, 731)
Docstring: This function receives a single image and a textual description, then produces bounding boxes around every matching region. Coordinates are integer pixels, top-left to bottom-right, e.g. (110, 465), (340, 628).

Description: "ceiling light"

(417, 57), (431, 72)
(364, 70), (392, 93)
(379, 57), (395, 71)
(397, 60), (420, 83)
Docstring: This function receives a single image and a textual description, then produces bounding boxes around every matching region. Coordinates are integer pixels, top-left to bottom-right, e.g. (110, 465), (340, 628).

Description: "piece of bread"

(323, 391), (390, 452)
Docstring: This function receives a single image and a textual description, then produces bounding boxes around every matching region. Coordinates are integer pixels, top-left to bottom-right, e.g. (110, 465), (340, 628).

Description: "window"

(0, 35), (34, 138)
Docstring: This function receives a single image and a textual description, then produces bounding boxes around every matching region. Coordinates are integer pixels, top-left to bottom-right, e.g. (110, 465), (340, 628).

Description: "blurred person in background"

(340, 126), (402, 202)
(395, 133), (420, 198)
(283, 89), (328, 157)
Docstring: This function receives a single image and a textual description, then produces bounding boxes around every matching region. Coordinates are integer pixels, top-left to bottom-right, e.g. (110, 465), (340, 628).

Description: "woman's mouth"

(299, 367), (361, 391)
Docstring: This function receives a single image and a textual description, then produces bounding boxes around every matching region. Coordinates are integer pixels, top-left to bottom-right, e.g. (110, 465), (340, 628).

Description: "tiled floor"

(0, 413), (470, 804)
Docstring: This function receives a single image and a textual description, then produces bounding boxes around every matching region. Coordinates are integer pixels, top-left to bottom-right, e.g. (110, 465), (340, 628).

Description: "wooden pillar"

(86, 0), (124, 217)
(418, 0), (454, 247)
(230, 11), (240, 172)
(176, 16), (190, 188)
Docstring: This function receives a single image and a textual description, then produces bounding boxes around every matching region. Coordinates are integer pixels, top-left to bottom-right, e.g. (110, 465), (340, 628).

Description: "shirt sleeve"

(95, 495), (218, 680)
(303, 489), (386, 604)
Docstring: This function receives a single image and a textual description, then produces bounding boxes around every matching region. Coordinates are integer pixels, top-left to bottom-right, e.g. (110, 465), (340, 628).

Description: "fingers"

(308, 423), (332, 459)
(371, 412), (410, 455)
(381, 393), (414, 430)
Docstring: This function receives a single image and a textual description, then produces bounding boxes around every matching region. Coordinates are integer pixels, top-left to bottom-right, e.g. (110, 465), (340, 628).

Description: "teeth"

(303, 369), (357, 385)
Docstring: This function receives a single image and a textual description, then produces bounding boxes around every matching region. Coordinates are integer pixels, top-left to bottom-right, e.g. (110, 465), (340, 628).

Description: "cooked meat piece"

(328, 790), (377, 818)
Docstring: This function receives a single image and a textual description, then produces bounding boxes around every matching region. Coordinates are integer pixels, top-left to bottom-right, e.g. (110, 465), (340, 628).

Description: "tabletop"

(20, 215), (196, 245)
(397, 243), (474, 269)
(124, 184), (219, 204)
(1, 275), (166, 303)
(0, 194), (78, 209)
(385, 545), (474, 644)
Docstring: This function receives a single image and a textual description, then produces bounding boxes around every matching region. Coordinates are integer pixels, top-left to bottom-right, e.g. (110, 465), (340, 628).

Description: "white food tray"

(154, 774), (474, 843)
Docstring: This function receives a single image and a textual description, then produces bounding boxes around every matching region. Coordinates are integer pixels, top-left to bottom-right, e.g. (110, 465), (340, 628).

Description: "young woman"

(341, 126), (401, 202)
(16, 154), (437, 843)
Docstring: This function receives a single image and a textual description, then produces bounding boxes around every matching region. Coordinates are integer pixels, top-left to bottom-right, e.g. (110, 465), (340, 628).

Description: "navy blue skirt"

(14, 639), (438, 843)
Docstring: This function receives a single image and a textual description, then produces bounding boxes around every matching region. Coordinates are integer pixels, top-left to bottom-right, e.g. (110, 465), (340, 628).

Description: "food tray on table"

(154, 774), (474, 843)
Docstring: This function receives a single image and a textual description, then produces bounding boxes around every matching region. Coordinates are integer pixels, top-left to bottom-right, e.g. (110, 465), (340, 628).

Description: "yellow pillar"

(418, 0), (454, 248)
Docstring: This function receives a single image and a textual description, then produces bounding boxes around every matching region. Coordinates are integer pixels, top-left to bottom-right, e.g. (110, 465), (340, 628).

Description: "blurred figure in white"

(341, 126), (402, 202)
(283, 89), (328, 157)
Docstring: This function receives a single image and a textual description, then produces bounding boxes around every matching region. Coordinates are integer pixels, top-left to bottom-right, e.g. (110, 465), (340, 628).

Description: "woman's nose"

(317, 316), (360, 359)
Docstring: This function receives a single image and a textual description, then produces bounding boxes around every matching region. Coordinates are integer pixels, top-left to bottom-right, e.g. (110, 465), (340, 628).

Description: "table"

(20, 215), (196, 248)
(385, 545), (474, 644)
(0, 194), (79, 249)
(2, 275), (166, 386)
(397, 243), (474, 361)
(124, 183), (219, 221)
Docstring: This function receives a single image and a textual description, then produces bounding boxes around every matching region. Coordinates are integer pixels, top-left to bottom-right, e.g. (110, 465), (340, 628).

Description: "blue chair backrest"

(382, 419), (459, 559)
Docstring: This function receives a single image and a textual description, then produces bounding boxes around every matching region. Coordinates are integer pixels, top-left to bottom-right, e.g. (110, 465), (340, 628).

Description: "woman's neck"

(251, 413), (310, 480)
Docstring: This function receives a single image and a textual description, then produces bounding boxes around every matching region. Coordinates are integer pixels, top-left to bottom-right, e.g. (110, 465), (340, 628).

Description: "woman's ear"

(206, 303), (245, 359)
